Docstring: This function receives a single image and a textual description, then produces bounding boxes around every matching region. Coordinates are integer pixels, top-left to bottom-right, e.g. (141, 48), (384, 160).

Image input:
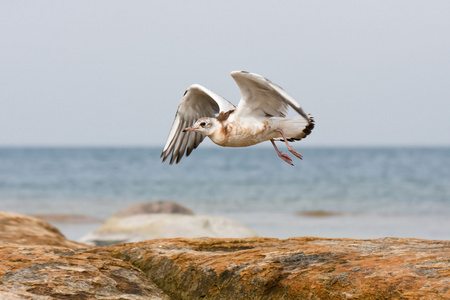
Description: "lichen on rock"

(2, 211), (450, 299)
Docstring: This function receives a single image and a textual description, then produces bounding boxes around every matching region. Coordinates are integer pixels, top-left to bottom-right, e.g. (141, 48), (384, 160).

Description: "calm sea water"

(1, 147), (449, 240)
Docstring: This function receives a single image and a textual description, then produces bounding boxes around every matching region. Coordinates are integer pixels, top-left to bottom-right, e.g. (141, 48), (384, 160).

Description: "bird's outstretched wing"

(161, 84), (235, 164)
(231, 71), (311, 122)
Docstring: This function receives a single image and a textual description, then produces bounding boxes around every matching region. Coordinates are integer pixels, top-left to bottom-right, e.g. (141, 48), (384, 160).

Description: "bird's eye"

(200, 122), (206, 127)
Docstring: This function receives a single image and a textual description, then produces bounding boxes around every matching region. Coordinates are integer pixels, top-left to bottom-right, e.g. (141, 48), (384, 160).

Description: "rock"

(0, 289), (52, 299)
(0, 211), (88, 249)
(295, 210), (344, 217)
(0, 244), (169, 299)
(80, 201), (257, 246)
(0, 211), (169, 299)
(2, 211), (450, 299)
(112, 200), (195, 217)
(104, 237), (450, 299)
(79, 214), (257, 246)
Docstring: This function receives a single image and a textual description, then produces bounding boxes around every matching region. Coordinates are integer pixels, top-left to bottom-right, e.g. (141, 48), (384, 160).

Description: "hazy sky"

(1, 1), (449, 147)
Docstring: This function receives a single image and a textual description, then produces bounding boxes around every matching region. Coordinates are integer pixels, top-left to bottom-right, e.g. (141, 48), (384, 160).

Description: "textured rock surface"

(0, 244), (169, 299)
(0, 211), (88, 249)
(80, 213), (257, 246)
(2, 211), (450, 299)
(103, 237), (450, 299)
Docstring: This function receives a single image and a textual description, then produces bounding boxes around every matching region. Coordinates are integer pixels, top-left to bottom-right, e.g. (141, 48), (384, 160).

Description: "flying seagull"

(161, 71), (314, 165)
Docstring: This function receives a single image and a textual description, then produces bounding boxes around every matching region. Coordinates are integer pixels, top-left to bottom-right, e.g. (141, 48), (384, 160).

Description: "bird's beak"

(182, 126), (197, 132)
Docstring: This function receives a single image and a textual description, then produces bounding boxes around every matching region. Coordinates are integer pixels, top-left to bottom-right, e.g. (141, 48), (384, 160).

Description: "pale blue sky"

(1, 1), (449, 147)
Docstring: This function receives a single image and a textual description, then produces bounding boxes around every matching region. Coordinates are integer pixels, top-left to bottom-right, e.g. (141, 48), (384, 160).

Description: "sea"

(1, 147), (449, 241)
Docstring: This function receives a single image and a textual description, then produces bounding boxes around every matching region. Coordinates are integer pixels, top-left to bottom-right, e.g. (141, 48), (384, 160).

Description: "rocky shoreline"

(1, 211), (450, 299)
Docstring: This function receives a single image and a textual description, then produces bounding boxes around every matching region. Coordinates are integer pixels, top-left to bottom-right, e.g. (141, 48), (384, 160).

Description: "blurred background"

(1, 1), (449, 240)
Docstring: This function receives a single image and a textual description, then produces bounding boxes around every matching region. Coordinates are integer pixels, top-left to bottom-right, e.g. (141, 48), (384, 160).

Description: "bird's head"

(183, 117), (217, 136)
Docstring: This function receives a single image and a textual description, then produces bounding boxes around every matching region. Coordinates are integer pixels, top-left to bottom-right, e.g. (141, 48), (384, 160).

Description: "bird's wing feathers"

(231, 71), (311, 121)
(161, 84), (235, 164)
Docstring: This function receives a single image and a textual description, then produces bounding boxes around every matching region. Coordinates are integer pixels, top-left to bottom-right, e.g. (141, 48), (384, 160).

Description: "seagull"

(161, 71), (314, 165)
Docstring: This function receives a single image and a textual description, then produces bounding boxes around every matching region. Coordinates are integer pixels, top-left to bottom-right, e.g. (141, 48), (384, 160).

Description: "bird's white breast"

(208, 120), (275, 147)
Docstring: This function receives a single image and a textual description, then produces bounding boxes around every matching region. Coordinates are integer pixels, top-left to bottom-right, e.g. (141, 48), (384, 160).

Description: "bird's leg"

(275, 129), (303, 159)
(270, 139), (293, 166)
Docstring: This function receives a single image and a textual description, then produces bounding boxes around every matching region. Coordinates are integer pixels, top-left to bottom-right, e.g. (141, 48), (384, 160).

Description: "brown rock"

(0, 244), (169, 299)
(0, 212), (169, 299)
(112, 200), (195, 217)
(103, 237), (450, 299)
(2, 211), (450, 299)
(0, 211), (88, 249)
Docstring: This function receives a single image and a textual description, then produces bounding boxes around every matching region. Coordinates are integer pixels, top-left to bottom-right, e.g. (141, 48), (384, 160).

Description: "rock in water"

(79, 213), (257, 246)
(79, 201), (256, 246)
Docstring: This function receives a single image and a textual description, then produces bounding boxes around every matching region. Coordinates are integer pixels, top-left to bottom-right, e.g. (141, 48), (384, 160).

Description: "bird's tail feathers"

(272, 115), (315, 142)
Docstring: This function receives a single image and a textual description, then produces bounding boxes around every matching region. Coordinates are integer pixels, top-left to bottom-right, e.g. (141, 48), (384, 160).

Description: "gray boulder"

(79, 201), (257, 246)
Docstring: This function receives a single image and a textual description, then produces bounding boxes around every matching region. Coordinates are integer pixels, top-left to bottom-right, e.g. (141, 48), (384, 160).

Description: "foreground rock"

(102, 237), (450, 299)
(2, 211), (450, 299)
(0, 211), (87, 249)
(80, 201), (257, 246)
(0, 243), (169, 299)
(0, 211), (169, 299)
